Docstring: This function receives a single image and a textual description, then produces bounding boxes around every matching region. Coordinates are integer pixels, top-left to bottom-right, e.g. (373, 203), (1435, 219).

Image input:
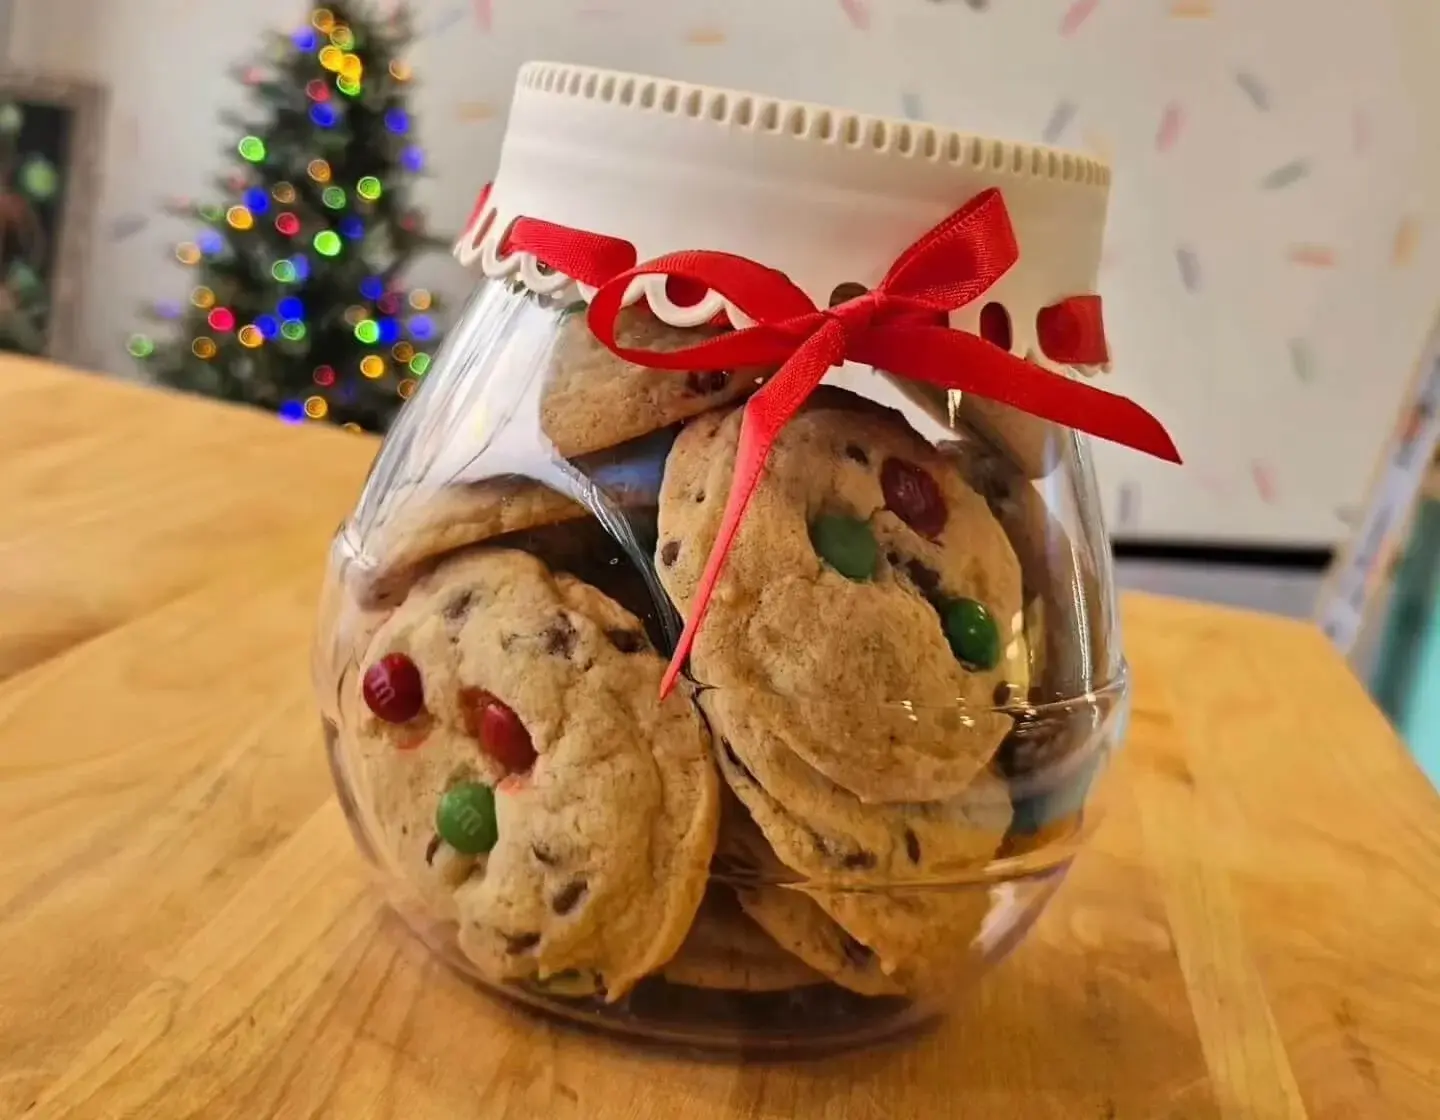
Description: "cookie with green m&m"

(654, 387), (1023, 804)
(353, 547), (718, 1000)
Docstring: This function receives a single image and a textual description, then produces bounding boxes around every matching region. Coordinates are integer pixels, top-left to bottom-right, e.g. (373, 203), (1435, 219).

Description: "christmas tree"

(130, 2), (447, 433)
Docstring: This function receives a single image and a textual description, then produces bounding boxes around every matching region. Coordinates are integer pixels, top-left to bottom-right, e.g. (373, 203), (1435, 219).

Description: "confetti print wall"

(32, 0), (1440, 546)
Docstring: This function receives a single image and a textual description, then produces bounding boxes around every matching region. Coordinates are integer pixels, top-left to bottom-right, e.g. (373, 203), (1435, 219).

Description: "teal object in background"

(1371, 496), (1440, 787)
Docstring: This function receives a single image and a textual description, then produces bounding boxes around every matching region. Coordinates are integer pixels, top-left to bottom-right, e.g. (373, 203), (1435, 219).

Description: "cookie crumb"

(551, 879), (588, 915)
(660, 540), (680, 567)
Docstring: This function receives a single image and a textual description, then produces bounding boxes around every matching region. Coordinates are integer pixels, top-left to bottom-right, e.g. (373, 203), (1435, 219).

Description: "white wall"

(6, 0), (1439, 550)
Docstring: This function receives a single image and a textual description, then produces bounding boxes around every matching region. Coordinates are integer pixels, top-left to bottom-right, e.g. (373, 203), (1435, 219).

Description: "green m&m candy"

(435, 782), (499, 855)
(811, 515), (877, 582)
(941, 598), (1000, 671)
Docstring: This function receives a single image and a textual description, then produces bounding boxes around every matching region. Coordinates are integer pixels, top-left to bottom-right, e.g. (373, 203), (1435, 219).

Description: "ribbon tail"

(660, 323), (846, 696)
(854, 326), (1182, 464)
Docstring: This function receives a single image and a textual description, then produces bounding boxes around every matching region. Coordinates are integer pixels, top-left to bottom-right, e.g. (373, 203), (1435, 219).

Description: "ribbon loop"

(504, 188), (1180, 696)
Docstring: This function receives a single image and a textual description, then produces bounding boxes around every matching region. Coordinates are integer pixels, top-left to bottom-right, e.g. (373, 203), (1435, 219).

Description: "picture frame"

(0, 69), (106, 364)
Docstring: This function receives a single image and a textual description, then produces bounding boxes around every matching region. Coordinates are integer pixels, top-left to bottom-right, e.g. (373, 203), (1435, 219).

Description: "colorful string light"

(279, 400), (306, 424)
(340, 217), (365, 240)
(293, 28), (319, 52)
(314, 230), (342, 257)
(198, 230), (225, 255)
(198, 202), (223, 222)
(305, 395), (329, 419)
(208, 307), (236, 332)
(275, 212), (300, 236)
(292, 255), (311, 281)
(408, 315), (435, 341)
(397, 378), (418, 400)
(175, 243), (201, 265)
(377, 293), (401, 315)
(238, 136), (266, 162)
(342, 423), (362, 433)
(337, 75), (362, 97)
(243, 187), (269, 214)
(392, 342), (415, 362)
(272, 182), (297, 204)
(389, 61), (412, 82)
(384, 109), (410, 135)
(331, 25), (355, 50)
(127, 334), (155, 358)
(340, 53), (363, 79)
(401, 146), (424, 173)
(359, 276), (384, 300)
(305, 79), (329, 102)
(410, 353), (432, 375)
(354, 319), (380, 344)
(190, 286), (216, 309)
(313, 365), (336, 386)
(272, 259), (298, 283)
(322, 186), (345, 209)
(278, 296), (304, 319)
(311, 7), (335, 32)
(255, 314), (279, 339)
(238, 325), (264, 348)
(319, 45), (344, 71)
(281, 319), (307, 341)
(344, 305), (367, 325)
(310, 104), (337, 128)
(226, 206), (254, 231)
(191, 337), (218, 360)
(308, 159), (331, 183)
(409, 289), (432, 311)
(360, 355), (386, 379)
(377, 319), (400, 345)
(356, 176), (382, 201)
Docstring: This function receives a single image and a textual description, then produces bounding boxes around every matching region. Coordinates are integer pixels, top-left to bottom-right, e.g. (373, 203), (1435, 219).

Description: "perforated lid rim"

(509, 61), (1110, 190)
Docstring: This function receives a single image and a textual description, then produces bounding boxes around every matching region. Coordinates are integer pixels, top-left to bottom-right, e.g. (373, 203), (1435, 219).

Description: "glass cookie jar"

(314, 63), (1178, 1055)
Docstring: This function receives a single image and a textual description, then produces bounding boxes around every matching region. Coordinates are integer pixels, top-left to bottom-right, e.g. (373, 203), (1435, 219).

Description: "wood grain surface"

(1, 362), (1438, 1119)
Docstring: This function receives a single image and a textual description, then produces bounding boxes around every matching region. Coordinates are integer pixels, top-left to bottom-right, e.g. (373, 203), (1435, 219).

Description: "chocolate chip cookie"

(354, 548), (718, 1000)
(656, 389), (1024, 802)
(541, 306), (764, 458)
(661, 887), (826, 992)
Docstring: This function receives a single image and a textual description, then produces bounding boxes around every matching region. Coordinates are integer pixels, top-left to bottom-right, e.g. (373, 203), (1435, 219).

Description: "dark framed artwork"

(0, 71), (105, 363)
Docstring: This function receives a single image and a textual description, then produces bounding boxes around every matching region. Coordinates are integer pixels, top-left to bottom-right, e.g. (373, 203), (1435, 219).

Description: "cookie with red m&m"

(655, 388), (1024, 803)
(353, 548), (718, 998)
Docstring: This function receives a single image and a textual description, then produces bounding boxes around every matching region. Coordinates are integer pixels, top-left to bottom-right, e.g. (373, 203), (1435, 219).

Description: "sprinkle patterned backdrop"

(57, 0), (1440, 546)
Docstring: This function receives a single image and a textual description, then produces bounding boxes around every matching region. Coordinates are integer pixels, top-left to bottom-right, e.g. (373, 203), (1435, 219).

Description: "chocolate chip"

(993, 682), (1019, 708)
(903, 559), (941, 594)
(443, 591), (473, 623)
(660, 540), (680, 567)
(504, 932), (541, 955)
(694, 490), (706, 503)
(844, 444), (869, 465)
(841, 936), (875, 968)
(551, 879), (588, 915)
(842, 850), (877, 870)
(605, 628), (646, 653)
(684, 370), (730, 395)
(424, 834), (442, 865)
(541, 615), (578, 658)
(904, 829), (921, 864)
(531, 842), (558, 866)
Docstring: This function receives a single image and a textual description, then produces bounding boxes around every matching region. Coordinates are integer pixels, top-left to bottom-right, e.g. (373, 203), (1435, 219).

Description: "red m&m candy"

(460, 688), (537, 774)
(362, 653), (425, 723)
(881, 458), (947, 539)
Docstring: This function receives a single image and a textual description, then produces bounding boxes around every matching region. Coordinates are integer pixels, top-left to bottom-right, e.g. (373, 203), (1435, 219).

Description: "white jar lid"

(456, 61), (1110, 371)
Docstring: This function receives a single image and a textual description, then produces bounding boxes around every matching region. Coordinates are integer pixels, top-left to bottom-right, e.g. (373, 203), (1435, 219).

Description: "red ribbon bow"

(504, 188), (1180, 695)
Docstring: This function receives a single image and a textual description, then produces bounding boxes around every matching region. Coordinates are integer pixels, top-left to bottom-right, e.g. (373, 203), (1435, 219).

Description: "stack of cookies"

(337, 304), (1095, 1008)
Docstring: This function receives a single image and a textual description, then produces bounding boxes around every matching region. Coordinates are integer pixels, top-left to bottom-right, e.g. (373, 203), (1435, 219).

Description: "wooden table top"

(2, 361), (1438, 1119)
